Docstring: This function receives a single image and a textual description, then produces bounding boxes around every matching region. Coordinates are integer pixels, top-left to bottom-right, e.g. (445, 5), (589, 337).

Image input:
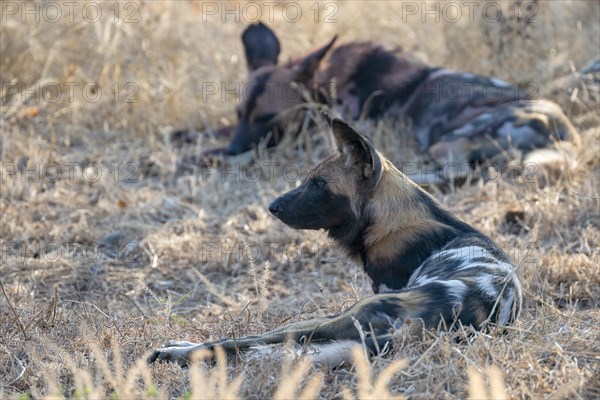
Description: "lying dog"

(150, 113), (522, 366)
(176, 22), (578, 176)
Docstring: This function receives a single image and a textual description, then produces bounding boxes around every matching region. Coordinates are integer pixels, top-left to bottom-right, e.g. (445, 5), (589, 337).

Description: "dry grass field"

(1, 1), (599, 398)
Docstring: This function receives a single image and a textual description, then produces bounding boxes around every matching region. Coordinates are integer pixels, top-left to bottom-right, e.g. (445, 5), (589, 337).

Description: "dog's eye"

(254, 113), (276, 124)
(314, 178), (327, 189)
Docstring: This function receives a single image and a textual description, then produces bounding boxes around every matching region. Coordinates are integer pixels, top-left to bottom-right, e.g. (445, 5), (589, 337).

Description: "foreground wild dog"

(180, 22), (578, 175)
(150, 114), (522, 366)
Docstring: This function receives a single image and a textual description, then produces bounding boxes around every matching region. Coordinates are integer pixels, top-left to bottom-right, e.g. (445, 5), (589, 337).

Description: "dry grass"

(1, 1), (599, 398)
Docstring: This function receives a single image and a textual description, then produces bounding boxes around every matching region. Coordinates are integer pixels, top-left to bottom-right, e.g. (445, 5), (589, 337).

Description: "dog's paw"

(147, 341), (207, 367)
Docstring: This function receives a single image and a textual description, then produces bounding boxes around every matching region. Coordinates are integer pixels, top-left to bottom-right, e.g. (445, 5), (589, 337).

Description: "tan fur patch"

(364, 156), (453, 263)
(473, 302), (490, 326)
(392, 291), (431, 314)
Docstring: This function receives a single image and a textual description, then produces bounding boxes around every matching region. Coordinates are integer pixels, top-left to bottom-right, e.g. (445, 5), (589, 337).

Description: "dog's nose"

(268, 202), (280, 215)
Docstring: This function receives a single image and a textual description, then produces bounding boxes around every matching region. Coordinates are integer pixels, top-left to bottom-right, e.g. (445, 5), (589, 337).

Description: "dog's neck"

(330, 158), (477, 292)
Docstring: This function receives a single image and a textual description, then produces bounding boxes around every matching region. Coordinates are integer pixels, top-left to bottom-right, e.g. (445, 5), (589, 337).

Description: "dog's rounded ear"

(322, 111), (378, 179)
(291, 36), (337, 83)
(242, 22), (281, 71)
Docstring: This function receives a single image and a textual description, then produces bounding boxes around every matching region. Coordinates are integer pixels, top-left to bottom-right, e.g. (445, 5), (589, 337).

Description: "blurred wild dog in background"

(174, 22), (579, 181)
(151, 113), (522, 366)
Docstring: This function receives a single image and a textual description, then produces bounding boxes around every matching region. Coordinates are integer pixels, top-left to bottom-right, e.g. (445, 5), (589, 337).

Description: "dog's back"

(315, 42), (428, 119)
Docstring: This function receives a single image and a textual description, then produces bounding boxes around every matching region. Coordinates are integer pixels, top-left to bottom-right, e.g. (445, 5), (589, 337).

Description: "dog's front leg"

(148, 294), (409, 367)
(147, 316), (338, 366)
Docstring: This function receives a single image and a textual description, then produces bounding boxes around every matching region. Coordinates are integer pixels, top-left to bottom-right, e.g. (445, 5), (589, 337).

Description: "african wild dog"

(150, 113), (522, 366)
(180, 22), (578, 177)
